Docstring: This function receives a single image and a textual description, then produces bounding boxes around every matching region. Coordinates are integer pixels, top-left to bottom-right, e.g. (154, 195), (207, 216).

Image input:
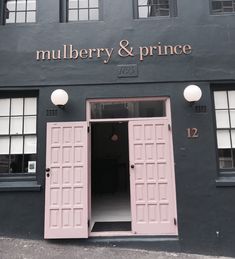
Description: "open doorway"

(90, 122), (131, 232)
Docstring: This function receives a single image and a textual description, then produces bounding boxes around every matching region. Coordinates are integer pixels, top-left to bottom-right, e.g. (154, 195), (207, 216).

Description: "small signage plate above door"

(117, 64), (138, 78)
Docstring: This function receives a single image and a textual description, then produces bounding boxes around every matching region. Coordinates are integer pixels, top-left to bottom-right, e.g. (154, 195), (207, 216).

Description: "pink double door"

(129, 119), (178, 235)
(44, 122), (88, 239)
(44, 119), (177, 239)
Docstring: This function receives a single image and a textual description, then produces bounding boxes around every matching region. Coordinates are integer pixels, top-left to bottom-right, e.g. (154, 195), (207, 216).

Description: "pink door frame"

(86, 97), (178, 236)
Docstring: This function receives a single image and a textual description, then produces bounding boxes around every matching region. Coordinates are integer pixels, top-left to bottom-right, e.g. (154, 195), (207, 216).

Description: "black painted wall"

(0, 0), (235, 257)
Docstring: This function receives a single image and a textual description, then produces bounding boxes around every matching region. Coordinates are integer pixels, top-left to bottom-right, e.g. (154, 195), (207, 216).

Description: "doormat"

(92, 221), (131, 232)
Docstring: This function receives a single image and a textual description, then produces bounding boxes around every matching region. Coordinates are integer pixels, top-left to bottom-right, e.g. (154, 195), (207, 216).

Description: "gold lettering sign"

(36, 40), (192, 64)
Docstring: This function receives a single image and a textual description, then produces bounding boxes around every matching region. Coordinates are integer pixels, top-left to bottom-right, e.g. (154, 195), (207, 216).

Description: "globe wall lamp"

(51, 89), (69, 108)
(183, 85), (202, 105)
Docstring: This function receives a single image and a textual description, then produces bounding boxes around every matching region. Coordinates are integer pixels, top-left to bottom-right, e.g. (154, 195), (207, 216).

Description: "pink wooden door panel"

(44, 122), (88, 239)
(129, 119), (178, 235)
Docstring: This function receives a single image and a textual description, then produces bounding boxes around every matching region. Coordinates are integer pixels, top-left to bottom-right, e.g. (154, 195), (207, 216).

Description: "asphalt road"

(0, 237), (231, 259)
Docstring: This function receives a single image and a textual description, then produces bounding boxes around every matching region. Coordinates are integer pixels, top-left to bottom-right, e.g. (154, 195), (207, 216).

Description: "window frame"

(210, 0), (235, 15)
(0, 94), (38, 177)
(60, 0), (103, 23)
(0, 91), (40, 191)
(212, 85), (235, 186)
(133, 0), (177, 19)
(0, 0), (7, 25)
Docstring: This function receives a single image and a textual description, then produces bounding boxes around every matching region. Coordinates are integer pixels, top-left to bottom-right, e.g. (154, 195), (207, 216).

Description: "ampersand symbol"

(118, 40), (134, 57)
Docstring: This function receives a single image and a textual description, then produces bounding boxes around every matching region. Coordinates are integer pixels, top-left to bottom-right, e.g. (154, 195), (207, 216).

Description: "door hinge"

(168, 124), (171, 131)
(174, 218), (177, 225)
(87, 126), (90, 133)
(88, 220), (90, 228)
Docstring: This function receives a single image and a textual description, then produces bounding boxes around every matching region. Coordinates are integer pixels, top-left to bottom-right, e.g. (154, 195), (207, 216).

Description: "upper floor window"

(134, 0), (177, 19)
(67, 0), (100, 21)
(5, 0), (36, 24)
(214, 90), (235, 170)
(211, 0), (235, 14)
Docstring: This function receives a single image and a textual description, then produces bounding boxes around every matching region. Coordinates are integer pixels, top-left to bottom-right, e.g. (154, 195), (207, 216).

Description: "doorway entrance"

(88, 98), (178, 236)
(44, 97), (178, 239)
(90, 122), (131, 232)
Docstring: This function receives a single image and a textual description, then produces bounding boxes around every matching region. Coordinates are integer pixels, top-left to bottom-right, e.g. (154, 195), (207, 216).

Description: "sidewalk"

(0, 237), (231, 259)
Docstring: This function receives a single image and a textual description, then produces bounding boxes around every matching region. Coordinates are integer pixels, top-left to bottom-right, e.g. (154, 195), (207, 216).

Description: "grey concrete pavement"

(0, 237), (232, 259)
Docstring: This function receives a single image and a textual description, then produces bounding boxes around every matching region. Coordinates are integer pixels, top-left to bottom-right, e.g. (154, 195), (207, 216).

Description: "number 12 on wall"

(187, 128), (199, 138)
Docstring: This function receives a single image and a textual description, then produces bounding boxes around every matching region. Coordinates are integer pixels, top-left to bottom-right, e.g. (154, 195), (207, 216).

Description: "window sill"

(210, 13), (235, 16)
(0, 180), (41, 191)
(216, 177), (235, 187)
(133, 16), (177, 21)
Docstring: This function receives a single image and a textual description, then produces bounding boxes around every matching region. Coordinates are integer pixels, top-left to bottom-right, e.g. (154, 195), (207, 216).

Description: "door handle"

(131, 164), (135, 169)
(46, 168), (50, 177)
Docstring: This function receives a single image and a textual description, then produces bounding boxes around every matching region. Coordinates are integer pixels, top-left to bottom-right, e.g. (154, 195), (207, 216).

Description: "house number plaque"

(187, 128), (199, 138)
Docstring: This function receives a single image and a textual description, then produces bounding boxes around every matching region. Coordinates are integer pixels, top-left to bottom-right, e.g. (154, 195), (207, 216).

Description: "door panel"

(129, 119), (177, 235)
(44, 122), (88, 239)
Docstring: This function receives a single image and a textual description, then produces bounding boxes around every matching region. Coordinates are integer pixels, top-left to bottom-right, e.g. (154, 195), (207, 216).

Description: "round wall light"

(51, 89), (69, 108)
(183, 85), (202, 104)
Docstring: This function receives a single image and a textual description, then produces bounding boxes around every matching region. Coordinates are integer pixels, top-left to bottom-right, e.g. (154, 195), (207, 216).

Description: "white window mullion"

(10, 116), (23, 134)
(10, 136), (23, 154)
(215, 110), (230, 128)
(0, 137), (10, 155)
(24, 135), (37, 154)
(0, 117), (10, 135)
(217, 130), (231, 149)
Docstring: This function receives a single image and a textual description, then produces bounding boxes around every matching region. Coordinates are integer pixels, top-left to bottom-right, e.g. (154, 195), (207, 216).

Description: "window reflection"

(137, 0), (170, 18)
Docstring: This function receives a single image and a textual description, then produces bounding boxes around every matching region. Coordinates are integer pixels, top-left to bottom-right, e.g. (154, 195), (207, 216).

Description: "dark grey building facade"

(0, 0), (235, 257)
